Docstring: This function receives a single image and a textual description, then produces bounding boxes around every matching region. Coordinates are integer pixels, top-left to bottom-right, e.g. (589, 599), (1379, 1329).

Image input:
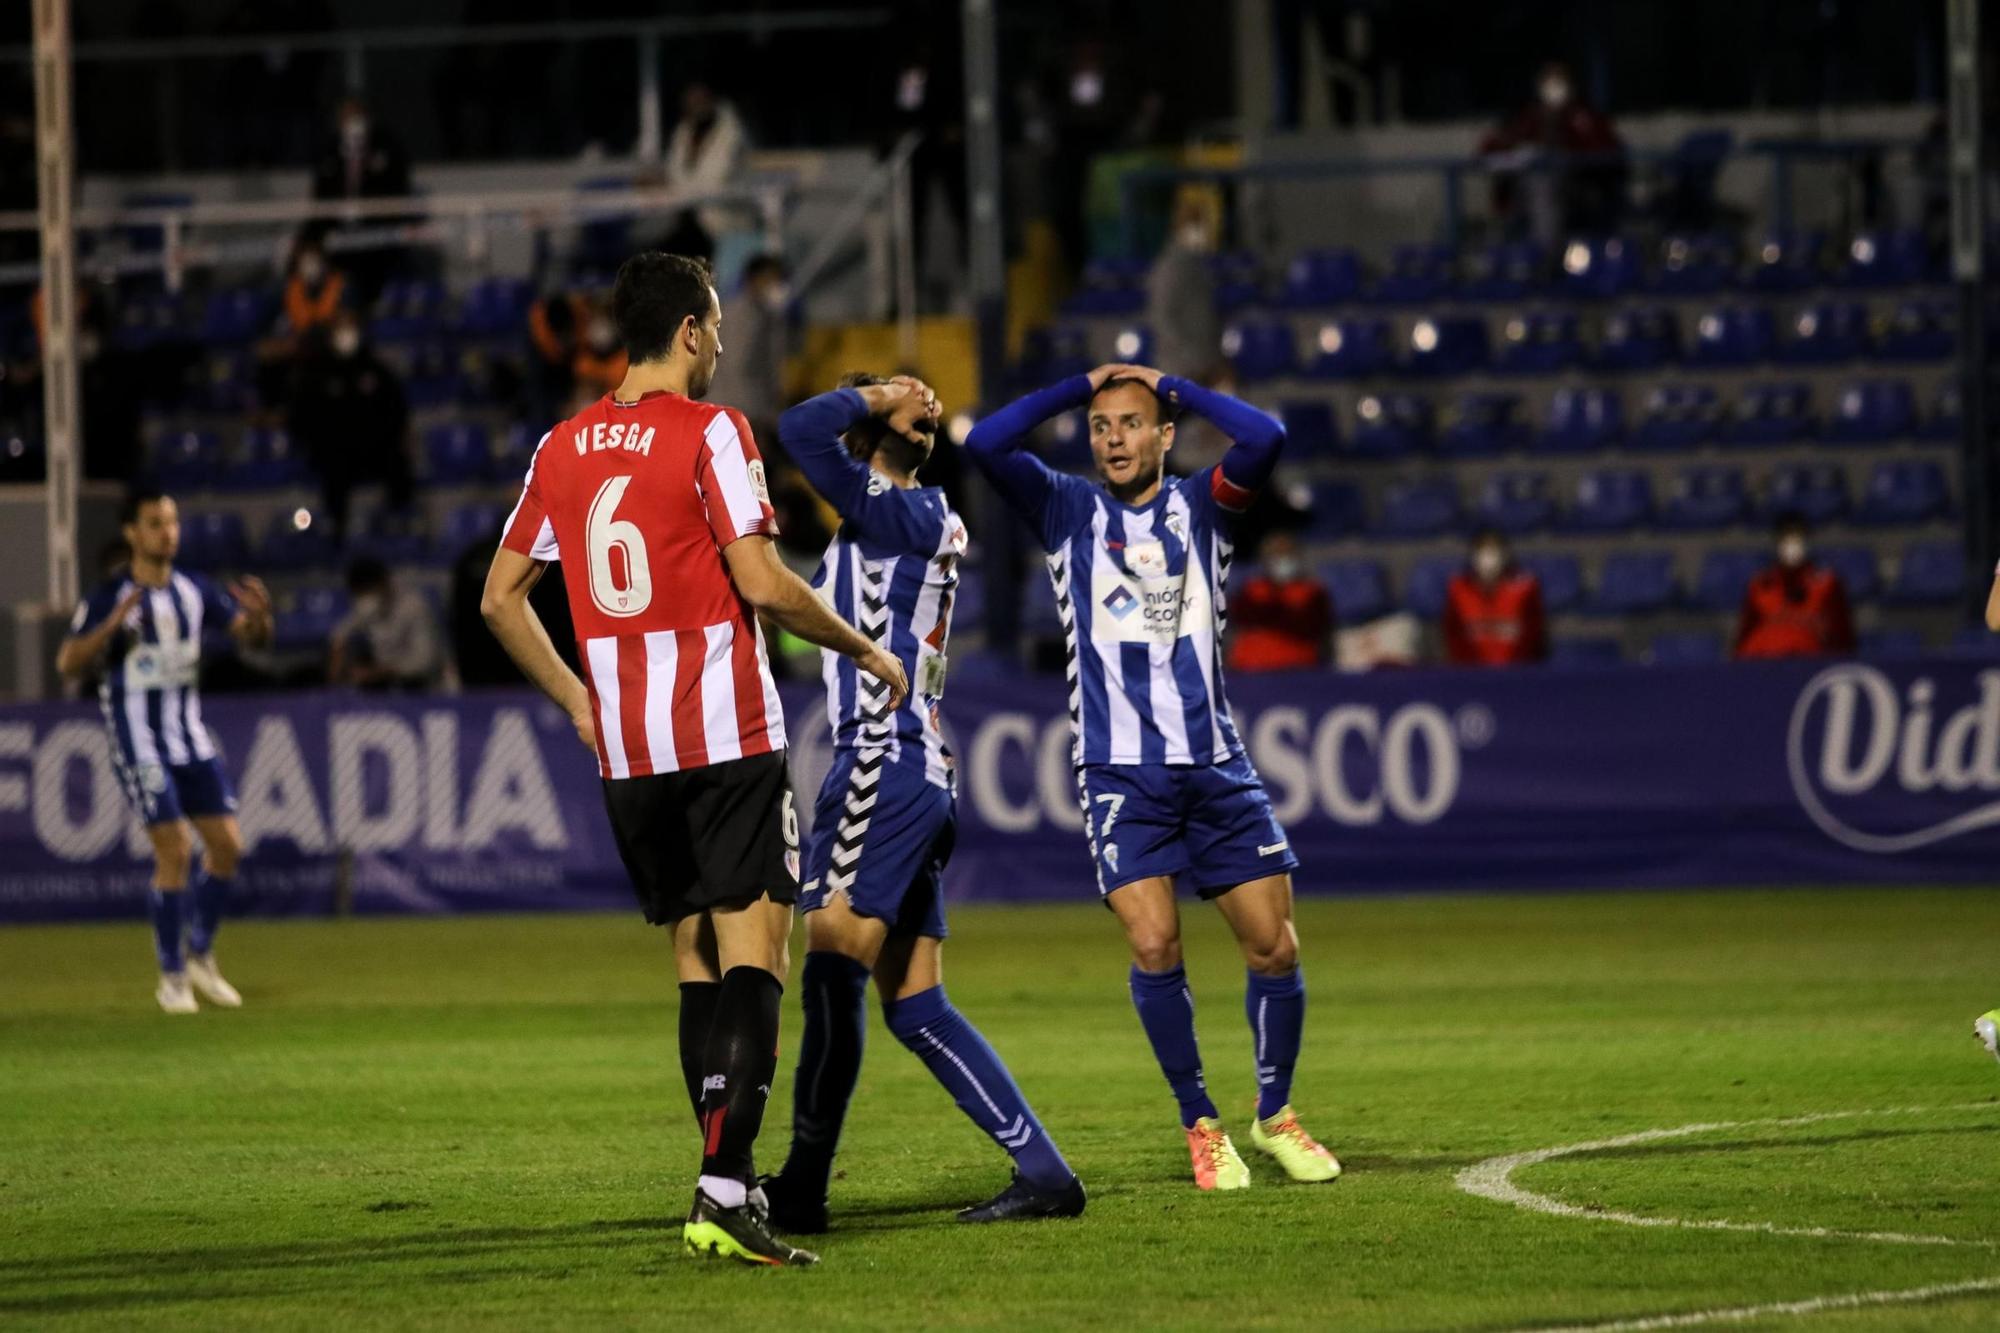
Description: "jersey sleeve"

(1159, 375), (1284, 517)
(964, 375), (1101, 550)
(778, 388), (949, 553)
(697, 407), (781, 547)
(499, 432), (560, 561)
(67, 581), (122, 636)
(196, 573), (239, 627)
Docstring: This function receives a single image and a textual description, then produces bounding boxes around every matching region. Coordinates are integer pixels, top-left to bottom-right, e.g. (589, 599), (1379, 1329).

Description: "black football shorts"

(601, 750), (801, 924)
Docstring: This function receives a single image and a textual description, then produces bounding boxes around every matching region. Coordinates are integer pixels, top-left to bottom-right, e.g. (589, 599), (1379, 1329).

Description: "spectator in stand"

(1734, 513), (1856, 660)
(1227, 530), (1333, 672)
(286, 309), (412, 542)
(570, 302), (629, 404)
(705, 255), (790, 450)
(1443, 529), (1548, 667)
(1146, 196), (1222, 383)
(309, 96), (414, 304)
(527, 290), (587, 419)
(659, 82), (749, 260)
(1478, 60), (1626, 246)
(281, 236), (345, 338)
(329, 557), (443, 691)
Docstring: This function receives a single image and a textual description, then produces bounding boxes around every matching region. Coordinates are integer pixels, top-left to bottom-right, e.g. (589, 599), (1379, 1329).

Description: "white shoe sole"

(156, 989), (198, 1015)
(1976, 1016), (1999, 1065)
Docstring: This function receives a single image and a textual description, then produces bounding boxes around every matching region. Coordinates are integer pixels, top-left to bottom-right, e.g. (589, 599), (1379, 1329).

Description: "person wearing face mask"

(282, 239), (345, 338)
(1443, 530), (1548, 667)
(285, 311), (413, 542)
(329, 557), (444, 691)
(1478, 59), (1626, 245)
(705, 256), (791, 450)
(1734, 514), (1855, 660)
(1146, 197), (1222, 383)
(310, 96), (415, 305)
(1227, 529), (1333, 673)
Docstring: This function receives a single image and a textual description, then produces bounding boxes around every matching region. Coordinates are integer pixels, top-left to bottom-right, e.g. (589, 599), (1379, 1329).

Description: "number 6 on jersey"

(587, 475), (653, 617)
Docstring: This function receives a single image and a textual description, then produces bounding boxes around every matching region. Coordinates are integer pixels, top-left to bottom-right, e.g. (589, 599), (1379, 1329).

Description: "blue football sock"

(1246, 968), (1306, 1121)
(781, 952), (871, 1190)
(1129, 964), (1219, 1128)
(886, 985), (1075, 1191)
(188, 873), (231, 957)
(148, 889), (186, 973)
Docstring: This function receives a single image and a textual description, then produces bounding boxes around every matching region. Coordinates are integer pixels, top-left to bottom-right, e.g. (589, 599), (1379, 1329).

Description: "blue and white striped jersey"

(70, 571), (237, 770)
(781, 389), (968, 790)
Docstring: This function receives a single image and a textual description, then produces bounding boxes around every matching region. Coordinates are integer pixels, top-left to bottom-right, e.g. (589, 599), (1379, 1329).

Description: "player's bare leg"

(184, 814), (244, 1007)
(146, 820), (198, 1014)
(1212, 874), (1339, 1182)
(1109, 878), (1248, 1189)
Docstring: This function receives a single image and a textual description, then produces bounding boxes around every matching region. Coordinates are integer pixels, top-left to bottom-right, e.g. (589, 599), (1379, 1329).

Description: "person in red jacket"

(1443, 529), (1547, 667)
(1734, 514), (1856, 659)
(1227, 530), (1333, 672)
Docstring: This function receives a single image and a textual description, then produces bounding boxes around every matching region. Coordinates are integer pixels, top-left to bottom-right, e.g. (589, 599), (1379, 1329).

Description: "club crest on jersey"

(1164, 511), (1187, 543)
(747, 459), (771, 502)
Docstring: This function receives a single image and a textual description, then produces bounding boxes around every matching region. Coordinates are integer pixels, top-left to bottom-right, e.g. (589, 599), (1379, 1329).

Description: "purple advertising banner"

(3, 655), (1998, 923)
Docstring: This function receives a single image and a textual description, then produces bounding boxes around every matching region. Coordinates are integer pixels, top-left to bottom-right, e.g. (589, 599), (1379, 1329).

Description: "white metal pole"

(893, 151), (918, 364)
(31, 0), (79, 613)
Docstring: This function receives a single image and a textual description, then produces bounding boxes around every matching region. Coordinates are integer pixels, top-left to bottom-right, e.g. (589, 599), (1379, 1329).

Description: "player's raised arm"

(1119, 364), (1286, 514)
(723, 534), (909, 710)
(778, 380), (937, 516)
(55, 586), (142, 679)
(963, 371), (1103, 519)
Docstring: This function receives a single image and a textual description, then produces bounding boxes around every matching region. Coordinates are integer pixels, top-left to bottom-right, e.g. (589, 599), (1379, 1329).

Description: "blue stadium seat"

(273, 586), (351, 655)
(1917, 381), (1962, 442)
(1689, 548), (1766, 612)
(1824, 379), (1916, 444)
(1762, 463), (1849, 524)
(1475, 471), (1553, 533)
(1302, 481), (1366, 540)
(1460, 241), (1545, 301)
(1404, 554), (1462, 618)
(1061, 258), (1147, 316)
(1536, 386), (1623, 453)
(1594, 305), (1679, 371)
(199, 288), (276, 345)
(1648, 631), (1724, 665)
(1495, 311), (1582, 373)
(1320, 559), (1391, 624)
(177, 511), (249, 572)
(1305, 318), (1395, 379)
(1349, 393), (1432, 459)
(1522, 553), (1583, 612)
(1275, 401), (1338, 459)
(1371, 478), (1461, 539)
(1887, 542), (1966, 606)
(1044, 411), (1092, 470)
(227, 427), (311, 493)
(1688, 306), (1775, 366)
(1659, 465), (1749, 531)
(1877, 300), (1955, 360)
(1719, 382), (1814, 445)
(1222, 319), (1298, 381)
(1040, 324), (1095, 382)
(491, 422), (540, 480)
(426, 423), (493, 483)
(1839, 229), (1934, 288)
(455, 276), (534, 339)
(1747, 231), (1825, 292)
(353, 510), (430, 565)
(1403, 316), (1488, 376)
(115, 294), (181, 351)
(1856, 459), (1949, 525)
(404, 343), (464, 409)
(1212, 252), (1265, 312)
(1438, 391), (1527, 456)
(436, 502), (505, 563)
(1650, 233), (1734, 294)
(371, 278), (447, 344)
(1557, 236), (1639, 299)
(201, 352), (258, 413)
(1563, 468), (1653, 532)
(1549, 636), (1623, 666)
(1817, 545), (1881, 602)
(1280, 248), (1363, 307)
(1777, 301), (1871, 364)
(260, 510), (338, 572)
(1371, 243), (1455, 303)
(152, 429), (223, 490)
(1587, 551), (1677, 615)
(1632, 384), (1720, 450)
(1859, 628), (1927, 658)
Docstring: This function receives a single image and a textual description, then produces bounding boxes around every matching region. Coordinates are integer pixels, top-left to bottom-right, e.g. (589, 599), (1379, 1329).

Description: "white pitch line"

(1512, 1274), (2000, 1332)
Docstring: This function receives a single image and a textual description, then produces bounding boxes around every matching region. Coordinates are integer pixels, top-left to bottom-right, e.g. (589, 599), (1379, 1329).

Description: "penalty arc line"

(1511, 1275), (2000, 1333)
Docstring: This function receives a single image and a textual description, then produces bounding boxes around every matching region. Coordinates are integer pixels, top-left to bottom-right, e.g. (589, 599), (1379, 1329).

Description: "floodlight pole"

(1948, 0), (1988, 617)
(31, 0), (79, 613)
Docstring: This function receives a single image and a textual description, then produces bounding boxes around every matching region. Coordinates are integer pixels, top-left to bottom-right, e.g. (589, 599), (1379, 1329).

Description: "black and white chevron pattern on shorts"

(824, 746), (884, 897)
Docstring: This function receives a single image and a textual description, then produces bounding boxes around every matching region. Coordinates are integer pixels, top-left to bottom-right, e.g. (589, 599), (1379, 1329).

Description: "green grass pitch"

(2, 888), (1997, 1330)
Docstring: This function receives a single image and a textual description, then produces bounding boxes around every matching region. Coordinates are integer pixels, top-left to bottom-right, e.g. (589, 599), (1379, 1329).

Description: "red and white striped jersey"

(500, 390), (788, 779)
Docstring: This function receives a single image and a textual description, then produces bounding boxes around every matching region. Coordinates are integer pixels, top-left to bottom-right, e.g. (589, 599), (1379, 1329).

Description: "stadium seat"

(1859, 628), (1927, 657)
(1761, 463), (1849, 524)
(1823, 379), (1916, 444)
(1475, 471), (1553, 533)
(404, 343), (465, 408)
(227, 427), (311, 493)
(1593, 305), (1679, 371)
(1403, 315), (1487, 376)
(1659, 465), (1749, 531)
(199, 288), (275, 345)
(1877, 300), (1955, 361)
(1632, 384), (1720, 450)
(1650, 232), (1735, 295)
(1301, 481), (1366, 540)
(1557, 236), (1639, 299)
(371, 279), (447, 344)
(1460, 241), (1545, 301)
(1549, 636), (1623, 666)
(1438, 391), (1528, 456)
(273, 585), (351, 655)
(1403, 554), (1462, 618)
(177, 511), (249, 572)
(1495, 311), (1582, 374)
(1222, 319), (1298, 381)
(1277, 401), (1339, 459)
(1036, 324), (1094, 383)
(1689, 548), (1766, 612)
(1536, 386), (1623, 453)
(491, 422), (541, 480)
(1320, 559), (1391, 624)
(1648, 631), (1724, 665)
(1856, 459), (1949, 525)
(1887, 542), (1966, 606)
(1746, 231), (1825, 292)
(1817, 545), (1881, 602)
(201, 352), (258, 413)
(1562, 468), (1653, 532)
(1688, 305), (1776, 366)
(352, 509), (430, 566)
(455, 277), (534, 339)
(1839, 228), (1934, 287)
(1371, 478), (1461, 539)
(426, 423), (493, 484)
(1587, 551), (1677, 615)
(1371, 243), (1455, 303)
(1348, 393), (1432, 459)
(1044, 411), (1092, 471)
(1719, 382), (1813, 445)
(1522, 553), (1583, 612)
(436, 502), (505, 564)
(1917, 381), (1962, 442)
(1305, 318), (1395, 379)
(116, 294), (181, 351)
(1777, 301), (1871, 364)
(1212, 252), (1265, 311)
(151, 429), (223, 490)
(260, 510), (338, 572)
(1061, 258), (1147, 316)
(1280, 248), (1363, 307)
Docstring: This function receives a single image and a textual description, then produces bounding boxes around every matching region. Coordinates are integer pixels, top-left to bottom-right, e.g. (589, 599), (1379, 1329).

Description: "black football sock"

(698, 966), (784, 1199)
(678, 981), (722, 1130)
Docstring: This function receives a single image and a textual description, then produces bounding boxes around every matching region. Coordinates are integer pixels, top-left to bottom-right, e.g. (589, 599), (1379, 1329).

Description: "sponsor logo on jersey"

(1103, 586), (1140, 619)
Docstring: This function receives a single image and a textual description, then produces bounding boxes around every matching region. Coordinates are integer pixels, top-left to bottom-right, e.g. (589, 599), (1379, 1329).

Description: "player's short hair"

(612, 251), (713, 364)
(836, 370), (935, 462)
(1090, 377), (1177, 426)
(120, 489), (170, 526)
